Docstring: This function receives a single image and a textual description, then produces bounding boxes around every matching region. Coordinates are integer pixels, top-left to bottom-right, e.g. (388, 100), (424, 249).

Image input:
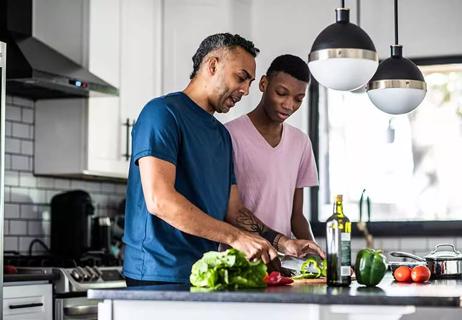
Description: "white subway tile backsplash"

(20, 204), (39, 219)
(19, 237), (36, 252)
(456, 238), (462, 250)
(22, 108), (34, 123)
(12, 123), (31, 139)
(101, 183), (116, 193)
(10, 220), (27, 235)
(6, 105), (21, 121)
(36, 177), (54, 189)
(400, 237), (428, 251)
(4, 95), (127, 249)
(10, 187), (32, 203)
(28, 221), (44, 236)
(115, 184), (127, 195)
(20, 140), (33, 155)
(5, 121), (12, 136)
(11, 155), (31, 171)
(54, 178), (71, 190)
(19, 172), (37, 188)
(5, 154), (12, 170)
(378, 238), (401, 251)
(6, 137), (21, 153)
(4, 204), (20, 218)
(4, 170), (19, 186)
(28, 188), (47, 203)
(4, 236), (19, 252)
(4, 220), (9, 235)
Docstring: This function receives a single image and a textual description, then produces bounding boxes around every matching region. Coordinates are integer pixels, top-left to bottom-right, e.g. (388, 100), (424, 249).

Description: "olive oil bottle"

(326, 194), (352, 286)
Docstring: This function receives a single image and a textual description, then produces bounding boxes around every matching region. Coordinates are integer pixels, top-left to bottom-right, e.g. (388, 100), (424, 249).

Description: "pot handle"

(389, 251), (426, 262)
(431, 244), (459, 254)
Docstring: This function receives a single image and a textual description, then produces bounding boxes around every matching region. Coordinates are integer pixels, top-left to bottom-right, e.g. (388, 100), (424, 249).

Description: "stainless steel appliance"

(53, 266), (125, 320)
(23, 266), (126, 320)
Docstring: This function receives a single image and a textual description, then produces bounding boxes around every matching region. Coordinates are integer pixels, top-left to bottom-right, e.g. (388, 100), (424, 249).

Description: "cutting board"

(291, 277), (327, 285)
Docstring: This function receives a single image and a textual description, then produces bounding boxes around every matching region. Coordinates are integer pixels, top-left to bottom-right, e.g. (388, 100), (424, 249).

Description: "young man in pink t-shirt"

(225, 55), (320, 249)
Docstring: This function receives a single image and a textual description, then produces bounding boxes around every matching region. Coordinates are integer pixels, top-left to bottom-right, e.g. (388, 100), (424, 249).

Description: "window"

(315, 58), (462, 224)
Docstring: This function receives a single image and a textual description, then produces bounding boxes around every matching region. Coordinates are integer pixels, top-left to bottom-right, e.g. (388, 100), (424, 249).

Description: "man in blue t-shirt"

(123, 33), (325, 286)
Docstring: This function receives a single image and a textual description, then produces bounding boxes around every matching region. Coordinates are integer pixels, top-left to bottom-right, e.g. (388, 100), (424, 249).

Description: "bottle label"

(340, 232), (351, 272)
(341, 266), (351, 276)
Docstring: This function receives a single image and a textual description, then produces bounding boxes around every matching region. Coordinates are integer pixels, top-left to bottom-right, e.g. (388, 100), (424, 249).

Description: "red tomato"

(263, 271), (294, 286)
(393, 266), (412, 282)
(411, 265), (431, 283)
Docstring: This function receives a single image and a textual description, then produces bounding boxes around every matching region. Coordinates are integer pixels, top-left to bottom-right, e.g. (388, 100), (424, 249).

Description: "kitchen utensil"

(390, 244), (462, 278)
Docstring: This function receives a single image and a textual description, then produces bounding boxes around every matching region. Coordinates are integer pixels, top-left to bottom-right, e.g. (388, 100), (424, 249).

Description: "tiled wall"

(3, 96), (127, 254)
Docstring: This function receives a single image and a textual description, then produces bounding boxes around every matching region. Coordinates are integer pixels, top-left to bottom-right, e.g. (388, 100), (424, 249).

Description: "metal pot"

(390, 244), (462, 278)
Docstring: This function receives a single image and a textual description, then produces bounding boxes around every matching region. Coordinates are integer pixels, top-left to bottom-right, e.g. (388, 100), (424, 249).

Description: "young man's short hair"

(266, 54), (310, 83)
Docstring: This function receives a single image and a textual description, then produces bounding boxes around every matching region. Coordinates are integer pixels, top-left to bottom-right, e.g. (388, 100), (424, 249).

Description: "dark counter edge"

(4, 273), (58, 283)
(87, 288), (462, 308)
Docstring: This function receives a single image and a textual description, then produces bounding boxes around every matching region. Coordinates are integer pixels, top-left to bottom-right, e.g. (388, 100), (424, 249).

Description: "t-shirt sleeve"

(227, 131), (237, 185)
(131, 100), (179, 166)
(296, 138), (319, 188)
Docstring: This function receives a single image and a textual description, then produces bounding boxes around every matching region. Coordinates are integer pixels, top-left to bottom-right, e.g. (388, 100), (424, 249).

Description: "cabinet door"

(86, 0), (128, 177)
(162, 0), (231, 93)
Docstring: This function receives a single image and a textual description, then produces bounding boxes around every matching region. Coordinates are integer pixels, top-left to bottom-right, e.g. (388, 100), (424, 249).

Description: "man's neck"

(183, 80), (215, 114)
(247, 102), (283, 147)
(248, 103), (283, 133)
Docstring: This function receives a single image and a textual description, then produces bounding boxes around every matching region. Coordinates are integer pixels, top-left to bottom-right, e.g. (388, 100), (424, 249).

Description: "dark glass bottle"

(326, 194), (352, 287)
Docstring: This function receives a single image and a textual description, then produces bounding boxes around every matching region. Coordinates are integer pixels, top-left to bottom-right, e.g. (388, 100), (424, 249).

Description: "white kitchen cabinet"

(3, 283), (52, 320)
(35, 0), (162, 179)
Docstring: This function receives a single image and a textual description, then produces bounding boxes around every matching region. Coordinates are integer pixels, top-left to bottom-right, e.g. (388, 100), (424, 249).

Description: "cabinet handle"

(9, 302), (43, 309)
(122, 118), (135, 161)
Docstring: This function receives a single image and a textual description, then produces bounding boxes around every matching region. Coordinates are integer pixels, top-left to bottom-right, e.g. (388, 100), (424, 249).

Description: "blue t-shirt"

(123, 92), (236, 283)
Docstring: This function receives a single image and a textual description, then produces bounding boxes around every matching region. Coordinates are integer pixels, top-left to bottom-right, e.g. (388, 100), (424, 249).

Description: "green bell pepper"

(355, 248), (388, 287)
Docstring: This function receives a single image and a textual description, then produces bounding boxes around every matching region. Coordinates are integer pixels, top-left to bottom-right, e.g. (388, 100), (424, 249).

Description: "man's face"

(259, 71), (308, 123)
(208, 47), (256, 113)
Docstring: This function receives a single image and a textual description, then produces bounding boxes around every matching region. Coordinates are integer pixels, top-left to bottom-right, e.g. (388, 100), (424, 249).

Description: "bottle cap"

(336, 194), (343, 202)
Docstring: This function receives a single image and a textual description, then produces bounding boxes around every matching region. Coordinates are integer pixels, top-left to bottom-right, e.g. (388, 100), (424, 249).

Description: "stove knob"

(85, 266), (99, 281)
(70, 269), (82, 282)
(77, 267), (91, 281)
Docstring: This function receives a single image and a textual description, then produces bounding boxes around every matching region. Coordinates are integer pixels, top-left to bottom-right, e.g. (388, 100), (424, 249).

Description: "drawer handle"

(9, 302), (43, 309)
(64, 305), (98, 316)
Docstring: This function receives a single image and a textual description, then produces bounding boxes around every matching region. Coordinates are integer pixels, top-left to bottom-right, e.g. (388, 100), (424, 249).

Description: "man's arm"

(226, 185), (325, 258)
(138, 156), (277, 263)
(291, 188), (315, 241)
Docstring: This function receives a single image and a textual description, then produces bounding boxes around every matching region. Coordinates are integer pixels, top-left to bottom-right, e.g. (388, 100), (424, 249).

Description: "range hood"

(0, 0), (118, 100)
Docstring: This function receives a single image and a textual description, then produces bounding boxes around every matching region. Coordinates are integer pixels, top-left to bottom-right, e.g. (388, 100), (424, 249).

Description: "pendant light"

(367, 0), (426, 115)
(308, 0), (378, 91)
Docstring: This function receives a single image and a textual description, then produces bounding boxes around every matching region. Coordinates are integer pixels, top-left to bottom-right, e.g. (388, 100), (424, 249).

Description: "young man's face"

(259, 71), (308, 123)
(209, 47), (256, 113)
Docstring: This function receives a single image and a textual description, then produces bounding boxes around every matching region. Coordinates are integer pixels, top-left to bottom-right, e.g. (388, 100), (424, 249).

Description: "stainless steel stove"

(51, 266), (126, 320)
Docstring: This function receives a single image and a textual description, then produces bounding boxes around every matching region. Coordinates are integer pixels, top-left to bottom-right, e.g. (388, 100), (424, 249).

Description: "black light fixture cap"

(310, 13), (376, 52)
(370, 53), (424, 82)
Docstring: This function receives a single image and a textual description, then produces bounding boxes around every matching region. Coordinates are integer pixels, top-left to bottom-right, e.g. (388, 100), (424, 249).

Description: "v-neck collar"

(245, 115), (285, 150)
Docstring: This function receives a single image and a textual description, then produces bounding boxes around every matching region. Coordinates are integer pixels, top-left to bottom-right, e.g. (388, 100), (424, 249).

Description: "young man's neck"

(248, 102), (283, 133)
(183, 80), (215, 114)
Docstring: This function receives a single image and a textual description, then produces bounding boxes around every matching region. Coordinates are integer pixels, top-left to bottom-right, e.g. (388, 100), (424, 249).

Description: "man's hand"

(278, 237), (326, 259)
(229, 230), (278, 265)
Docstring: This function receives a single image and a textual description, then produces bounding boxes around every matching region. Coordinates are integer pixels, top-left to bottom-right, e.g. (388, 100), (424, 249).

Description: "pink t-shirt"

(225, 115), (318, 237)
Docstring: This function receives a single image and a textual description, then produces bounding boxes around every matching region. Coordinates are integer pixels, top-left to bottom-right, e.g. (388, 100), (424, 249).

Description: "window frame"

(308, 55), (462, 238)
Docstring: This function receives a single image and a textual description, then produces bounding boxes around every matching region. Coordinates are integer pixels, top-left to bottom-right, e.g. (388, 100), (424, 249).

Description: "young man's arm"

(138, 156), (277, 264)
(226, 185), (325, 258)
(291, 188), (316, 241)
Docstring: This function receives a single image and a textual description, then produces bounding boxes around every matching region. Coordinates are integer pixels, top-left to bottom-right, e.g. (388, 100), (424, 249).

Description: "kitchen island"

(89, 274), (462, 320)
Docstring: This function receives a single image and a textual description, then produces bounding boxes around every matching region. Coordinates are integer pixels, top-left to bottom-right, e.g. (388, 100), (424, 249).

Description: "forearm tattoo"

(235, 208), (265, 234)
(235, 208), (281, 247)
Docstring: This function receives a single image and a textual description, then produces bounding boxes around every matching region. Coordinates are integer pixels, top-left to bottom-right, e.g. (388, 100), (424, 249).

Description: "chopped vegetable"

(263, 271), (294, 286)
(292, 256), (327, 280)
(190, 249), (267, 290)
